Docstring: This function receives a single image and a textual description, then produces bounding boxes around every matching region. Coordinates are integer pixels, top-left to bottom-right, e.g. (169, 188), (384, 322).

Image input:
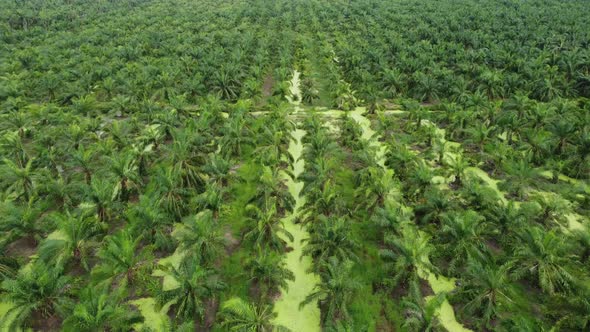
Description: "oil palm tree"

(213, 68), (242, 101)
(354, 167), (397, 212)
(551, 290), (590, 331)
(385, 141), (417, 181)
(403, 99), (427, 129)
(405, 160), (434, 199)
(303, 216), (359, 270)
(454, 259), (515, 330)
(70, 145), (96, 184)
(300, 157), (337, 200)
(495, 111), (521, 145)
(168, 129), (205, 189)
(414, 188), (454, 226)
(508, 227), (576, 295)
(193, 181), (225, 218)
(219, 297), (289, 332)
(548, 119), (575, 155)
(0, 157), (36, 201)
(381, 68), (405, 98)
(301, 77), (319, 104)
(249, 166), (294, 213)
(220, 114), (253, 158)
(401, 293), (446, 332)
(339, 115), (364, 149)
(464, 122), (495, 153)
(447, 153), (470, 185)
(0, 197), (49, 247)
(431, 138), (448, 166)
(86, 177), (119, 223)
(158, 257), (225, 322)
(246, 249), (294, 300)
(202, 153), (232, 186)
(372, 202), (412, 235)
(1, 261), (71, 331)
(528, 191), (572, 226)
(379, 229), (435, 295)
(303, 128), (340, 161)
(300, 258), (361, 324)
(61, 284), (143, 332)
(176, 210), (225, 266)
(149, 166), (189, 220)
(253, 125), (293, 167)
(300, 179), (343, 223)
(501, 156), (539, 199)
(126, 194), (171, 244)
(38, 209), (106, 271)
(92, 230), (152, 285)
(438, 210), (491, 275)
(243, 200), (293, 251)
(483, 200), (525, 240)
(522, 128), (552, 165)
(0, 254), (18, 281)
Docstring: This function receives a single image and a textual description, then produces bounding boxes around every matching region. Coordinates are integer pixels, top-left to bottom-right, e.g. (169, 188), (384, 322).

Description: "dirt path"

(273, 71), (321, 331)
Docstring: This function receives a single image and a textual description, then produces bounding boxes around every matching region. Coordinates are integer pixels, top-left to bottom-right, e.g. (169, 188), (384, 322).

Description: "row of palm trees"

(0, 90), (308, 330)
(378, 109), (590, 330)
(296, 114), (364, 329)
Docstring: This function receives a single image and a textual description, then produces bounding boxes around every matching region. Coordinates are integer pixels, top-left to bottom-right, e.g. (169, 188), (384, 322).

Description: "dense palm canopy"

(1, 0), (589, 330)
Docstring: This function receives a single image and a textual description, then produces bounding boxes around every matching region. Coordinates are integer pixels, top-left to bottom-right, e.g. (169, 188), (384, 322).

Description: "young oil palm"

(1, 261), (71, 331)
(61, 284), (143, 332)
(508, 227), (576, 295)
(249, 166), (294, 213)
(243, 200), (293, 251)
(92, 230), (153, 285)
(0, 157), (37, 201)
(246, 249), (294, 300)
(300, 258), (361, 324)
(454, 259), (515, 330)
(158, 257), (225, 322)
(38, 209), (106, 271)
(219, 297), (289, 332)
(302, 216), (359, 270)
(176, 210), (225, 266)
(0, 197), (49, 247)
(379, 228), (435, 295)
(126, 194), (171, 244)
(438, 210), (492, 275)
(402, 293), (446, 332)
